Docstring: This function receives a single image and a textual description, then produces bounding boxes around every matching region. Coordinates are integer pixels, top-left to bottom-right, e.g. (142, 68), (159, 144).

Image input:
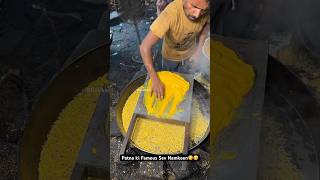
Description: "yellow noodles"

(38, 75), (106, 180)
(211, 40), (255, 148)
(144, 71), (190, 118)
(37, 39), (255, 178)
(122, 86), (209, 154)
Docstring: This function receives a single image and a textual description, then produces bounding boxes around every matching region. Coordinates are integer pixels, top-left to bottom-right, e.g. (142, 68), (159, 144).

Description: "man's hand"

(150, 75), (164, 100)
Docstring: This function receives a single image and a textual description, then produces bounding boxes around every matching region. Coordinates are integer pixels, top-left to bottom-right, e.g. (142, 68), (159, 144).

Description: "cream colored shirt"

(150, 0), (209, 61)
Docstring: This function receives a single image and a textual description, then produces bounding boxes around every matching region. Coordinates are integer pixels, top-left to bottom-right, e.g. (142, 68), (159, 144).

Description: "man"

(139, 0), (209, 100)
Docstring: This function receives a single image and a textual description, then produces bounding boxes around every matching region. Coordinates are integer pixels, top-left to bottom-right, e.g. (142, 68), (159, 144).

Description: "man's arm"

(139, 31), (164, 99)
(141, 2), (172, 99)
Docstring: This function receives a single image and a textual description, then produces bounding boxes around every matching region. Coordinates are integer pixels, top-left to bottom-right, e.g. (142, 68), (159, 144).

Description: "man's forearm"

(140, 45), (158, 80)
(140, 31), (161, 80)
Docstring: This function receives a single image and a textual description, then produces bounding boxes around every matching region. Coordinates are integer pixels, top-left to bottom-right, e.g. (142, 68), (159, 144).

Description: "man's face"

(183, 0), (209, 22)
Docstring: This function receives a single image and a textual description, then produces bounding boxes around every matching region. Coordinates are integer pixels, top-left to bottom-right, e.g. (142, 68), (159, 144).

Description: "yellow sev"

(37, 39), (255, 179)
(122, 86), (209, 154)
(38, 75), (106, 180)
(211, 40), (255, 140)
(144, 71), (190, 118)
(210, 40), (255, 160)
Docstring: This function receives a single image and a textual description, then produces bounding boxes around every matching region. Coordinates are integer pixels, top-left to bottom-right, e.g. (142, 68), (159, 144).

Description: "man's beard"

(187, 15), (201, 22)
(184, 7), (202, 22)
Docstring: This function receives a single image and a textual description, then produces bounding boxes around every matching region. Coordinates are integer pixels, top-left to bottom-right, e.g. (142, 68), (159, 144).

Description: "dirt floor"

(270, 33), (320, 102)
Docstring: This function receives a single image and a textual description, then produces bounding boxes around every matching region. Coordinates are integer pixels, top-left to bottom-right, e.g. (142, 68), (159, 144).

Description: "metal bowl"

(19, 31), (109, 179)
(115, 74), (210, 155)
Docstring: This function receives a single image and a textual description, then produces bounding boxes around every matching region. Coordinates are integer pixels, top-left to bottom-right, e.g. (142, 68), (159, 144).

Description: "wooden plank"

(71, 90), (109, 179)
(120, 114), (137, 155)
(183, 122), (190, 155)
(181, 122), (191, 171)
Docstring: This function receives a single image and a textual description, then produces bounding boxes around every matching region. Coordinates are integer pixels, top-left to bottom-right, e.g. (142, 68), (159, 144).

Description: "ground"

(270, 33), (320, 102)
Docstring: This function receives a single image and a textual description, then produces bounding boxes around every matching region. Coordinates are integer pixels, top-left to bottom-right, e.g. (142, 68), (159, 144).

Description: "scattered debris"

(258, 118), (303, 180)
(192, 149), (210, 170)
(119, 62), (136, 69)
(0, 70), (28, 143)
(80, 0), (106, 5)
(0, 141), (18, 179)
(167, 161), (199, 179)
(138, 161), (164, 179)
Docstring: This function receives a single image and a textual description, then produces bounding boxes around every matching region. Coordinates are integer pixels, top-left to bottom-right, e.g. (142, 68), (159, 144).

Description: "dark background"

(1, 0), (320, 179)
